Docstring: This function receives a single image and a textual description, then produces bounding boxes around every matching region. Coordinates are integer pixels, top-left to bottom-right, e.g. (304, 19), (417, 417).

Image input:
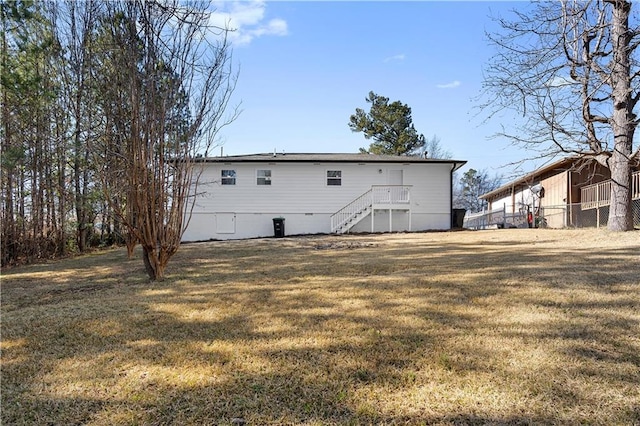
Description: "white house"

(182, 153), (466, 241)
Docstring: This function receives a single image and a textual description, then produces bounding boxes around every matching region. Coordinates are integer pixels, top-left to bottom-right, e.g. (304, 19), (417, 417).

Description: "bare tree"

(418, 135), (453, 159)
(96, 1), (237, 280)
(454, 168), (502, 213)
(483, 0), (640, 231)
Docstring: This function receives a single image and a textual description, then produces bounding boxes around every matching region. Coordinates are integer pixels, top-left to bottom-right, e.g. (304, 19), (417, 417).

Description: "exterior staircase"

(331, 185), (411, 234)
(331, 189), (373, 234)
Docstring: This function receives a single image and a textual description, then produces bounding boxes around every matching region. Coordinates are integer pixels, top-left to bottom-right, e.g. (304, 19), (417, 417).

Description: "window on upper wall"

(221, 169), (236, 185)
(257, 169), (271, 185)
(327, 170), (342, 186)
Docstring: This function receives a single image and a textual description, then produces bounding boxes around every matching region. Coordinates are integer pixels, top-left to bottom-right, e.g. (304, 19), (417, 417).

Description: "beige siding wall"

(486, 171), (569, 228)
(540, 171), (567, 207)
(483, 160), (627, 229)
(539, 171), (568, 228)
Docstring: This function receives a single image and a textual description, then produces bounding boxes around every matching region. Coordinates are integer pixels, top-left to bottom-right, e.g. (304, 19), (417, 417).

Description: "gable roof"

(198, 153), (467, 171)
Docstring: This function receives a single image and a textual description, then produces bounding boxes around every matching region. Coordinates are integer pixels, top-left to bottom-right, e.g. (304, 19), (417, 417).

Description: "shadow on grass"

(2, 231), (639, 424)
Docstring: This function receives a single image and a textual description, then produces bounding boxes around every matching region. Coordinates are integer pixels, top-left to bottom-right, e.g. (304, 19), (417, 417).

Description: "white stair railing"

(372, 185), (411, 205)
(330, 185), (413, 233)
(330, 189), (372, 233)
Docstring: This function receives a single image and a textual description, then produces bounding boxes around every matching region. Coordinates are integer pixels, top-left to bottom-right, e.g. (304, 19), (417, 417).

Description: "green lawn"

(1, 229), (639, 425)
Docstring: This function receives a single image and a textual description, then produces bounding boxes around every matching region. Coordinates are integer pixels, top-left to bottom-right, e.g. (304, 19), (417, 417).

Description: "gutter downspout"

(450, 165), (454, 229)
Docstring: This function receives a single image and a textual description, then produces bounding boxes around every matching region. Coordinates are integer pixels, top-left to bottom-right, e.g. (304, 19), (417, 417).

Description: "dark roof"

(198, 152), (467, 171)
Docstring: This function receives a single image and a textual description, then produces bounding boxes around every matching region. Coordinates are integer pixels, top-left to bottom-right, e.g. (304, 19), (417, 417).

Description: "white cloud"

(247, 18), (288, 38)
(209, 1), (288, 46)
(384, 54), (405, 63)
(436, 80), (462, 89)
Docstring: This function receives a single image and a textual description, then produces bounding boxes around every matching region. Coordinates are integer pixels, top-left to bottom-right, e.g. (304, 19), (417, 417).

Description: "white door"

(216, 213), (236, 234)
(388, 169), (403, 185)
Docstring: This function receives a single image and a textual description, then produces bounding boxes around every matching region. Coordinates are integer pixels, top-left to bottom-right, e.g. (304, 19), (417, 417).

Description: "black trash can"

(452, 209), (466, 228)
(272, 217), (285, 238)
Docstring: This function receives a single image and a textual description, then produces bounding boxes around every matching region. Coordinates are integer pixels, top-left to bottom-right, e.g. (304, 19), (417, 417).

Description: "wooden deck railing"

(581, 170), (640, 209)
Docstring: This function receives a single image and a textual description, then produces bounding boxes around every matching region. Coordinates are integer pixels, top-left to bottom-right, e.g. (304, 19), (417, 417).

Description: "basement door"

(216, 213), (236, 234)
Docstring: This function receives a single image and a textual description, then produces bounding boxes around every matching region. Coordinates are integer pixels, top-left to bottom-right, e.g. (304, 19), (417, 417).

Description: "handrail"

(371, 185), (411, 205)
(581, 170), (639, 209)
(330, 185), (413, 233)
(330, 189), (372, 233)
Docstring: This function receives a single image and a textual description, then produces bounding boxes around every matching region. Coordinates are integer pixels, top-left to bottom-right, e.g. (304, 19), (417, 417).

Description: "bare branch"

(481, 0), (638, 230)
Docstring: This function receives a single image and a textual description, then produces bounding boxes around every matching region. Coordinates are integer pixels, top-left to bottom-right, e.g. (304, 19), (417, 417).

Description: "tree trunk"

(607, 0), (634, 231)
(1, 18), (15, 265)
(57, 108), (67, 257)
(142, 245), (166, 281)
(125, 226), (137, 259)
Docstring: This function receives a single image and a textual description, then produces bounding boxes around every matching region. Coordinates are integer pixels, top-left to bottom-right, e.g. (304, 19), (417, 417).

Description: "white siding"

(183, 161), (453, 241)
(489, 194), (513, 213)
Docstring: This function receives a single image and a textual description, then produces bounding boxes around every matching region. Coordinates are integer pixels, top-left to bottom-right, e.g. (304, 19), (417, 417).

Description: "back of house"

(183, 153), (466, 241)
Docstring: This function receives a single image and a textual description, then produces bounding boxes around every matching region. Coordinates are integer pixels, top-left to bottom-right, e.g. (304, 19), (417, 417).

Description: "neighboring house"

(182, 153), (466, 241)
(476, 157), (640, 228)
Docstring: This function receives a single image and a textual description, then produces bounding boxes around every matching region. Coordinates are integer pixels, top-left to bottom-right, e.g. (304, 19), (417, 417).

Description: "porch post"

(389, 208), (392, 232)
(371, 208), (375, 232)
(503, 203), (506, 226)
(596, 186), (600, 228)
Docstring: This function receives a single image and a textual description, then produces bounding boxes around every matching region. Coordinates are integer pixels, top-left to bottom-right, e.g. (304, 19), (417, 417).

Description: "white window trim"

(256, 169), (272, 186)
(326, 170), (342, 186)
(221, 169), (236, 185)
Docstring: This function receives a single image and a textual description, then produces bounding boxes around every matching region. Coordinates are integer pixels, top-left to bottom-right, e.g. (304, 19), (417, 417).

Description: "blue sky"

(210, 1), (529, 178)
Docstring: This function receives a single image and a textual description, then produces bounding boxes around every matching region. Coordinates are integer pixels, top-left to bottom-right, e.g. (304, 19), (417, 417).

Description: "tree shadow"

(2, 231), (639, 424)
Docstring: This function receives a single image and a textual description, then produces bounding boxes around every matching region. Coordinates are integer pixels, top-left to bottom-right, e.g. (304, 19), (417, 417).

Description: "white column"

(371, 208), (375, 232)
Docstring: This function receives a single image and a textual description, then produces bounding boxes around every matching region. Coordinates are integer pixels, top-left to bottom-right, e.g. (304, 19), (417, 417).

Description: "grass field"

(1, 229), (639, 425)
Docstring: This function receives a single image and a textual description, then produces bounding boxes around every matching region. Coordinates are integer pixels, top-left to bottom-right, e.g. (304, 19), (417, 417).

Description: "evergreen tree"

(454, 169), (502, 212)
(350, 91), (425, 156)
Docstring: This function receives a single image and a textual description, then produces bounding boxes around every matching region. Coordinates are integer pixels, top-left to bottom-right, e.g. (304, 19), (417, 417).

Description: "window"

(221, 169), (236, 185)
(327, 170), (342, 186)
(257, 169), (271, 185)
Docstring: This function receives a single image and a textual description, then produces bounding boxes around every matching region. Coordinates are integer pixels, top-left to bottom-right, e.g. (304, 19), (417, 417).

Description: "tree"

(454, 168), (502, 212)
(419, 135), (453, 159)
(94, 0), (237, 281)
(1, 0), (66, 265)
(483, 0), (640, 231)
(0, 0), (238, 275)
(92, 7), (141, 258)
(349, 91), (425, 156)
(59, 0), (101, 253)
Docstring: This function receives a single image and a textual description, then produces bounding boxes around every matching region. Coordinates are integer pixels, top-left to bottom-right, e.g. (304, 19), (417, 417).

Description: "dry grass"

(1, 229), (639, 425)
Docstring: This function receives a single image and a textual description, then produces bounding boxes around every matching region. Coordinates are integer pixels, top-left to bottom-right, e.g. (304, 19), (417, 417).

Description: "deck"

(331, 185), (412, 233)
(581, 170), (640, 209)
